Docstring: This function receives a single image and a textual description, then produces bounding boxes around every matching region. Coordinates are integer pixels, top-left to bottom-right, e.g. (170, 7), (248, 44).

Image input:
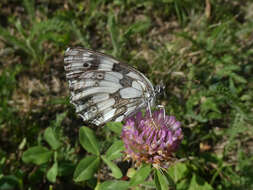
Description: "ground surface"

(0, 0), (253, 189)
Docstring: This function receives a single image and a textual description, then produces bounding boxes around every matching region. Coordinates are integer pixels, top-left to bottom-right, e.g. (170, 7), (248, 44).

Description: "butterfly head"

(147, 82), (165, 107)
(154, 82), (165, 96)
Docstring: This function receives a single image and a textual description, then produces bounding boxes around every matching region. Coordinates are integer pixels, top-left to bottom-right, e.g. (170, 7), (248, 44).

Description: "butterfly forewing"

(64, 47), (155, 126)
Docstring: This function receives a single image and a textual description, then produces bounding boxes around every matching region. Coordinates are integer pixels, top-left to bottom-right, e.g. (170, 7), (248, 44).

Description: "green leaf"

(97, 180), (129, 190)
(162, 170), (177, 189)
(79, 126), (100, 155)
(0, 26), (29, 55)
(43, 127), (61, 150)
(230, 73), (247, 83)
(53, 112), (67, 128)
(129, 165), (152, 187)
(154, 173), (161, 190)
(189, 174), (213, 190)
(71, 21), (90, 48)
(15, 19), (26, 37)
(126, 168), (136, 178)
(167, 162), (189, 182)
(124, 18), (151, 37)
(57, 161), (75, 177)
(101, 156), (122, 179)
(0, 175), (21, 190)
(200, 97), (220, 114)
(23, 0), (35, 20)
(73, 155), (100, 182)
(22, 146), (52, 165)
(105, 122), (123, 135)
(46, 162), (58, 183)
(108, 14), (120, 57)
(141, 180), (156, 189)
(154, 169), (169, 190)
(176, 178), (190, 190)
(105, 140), (124, 161)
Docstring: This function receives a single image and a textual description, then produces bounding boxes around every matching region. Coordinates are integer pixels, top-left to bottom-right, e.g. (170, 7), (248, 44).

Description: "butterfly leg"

(147, 101), (160, 128)
(147, 101), (153, 118)
(156, 105), (165, 120)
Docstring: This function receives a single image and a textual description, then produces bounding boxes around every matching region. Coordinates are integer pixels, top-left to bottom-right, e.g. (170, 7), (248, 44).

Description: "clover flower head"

(121, 109), (183, 167)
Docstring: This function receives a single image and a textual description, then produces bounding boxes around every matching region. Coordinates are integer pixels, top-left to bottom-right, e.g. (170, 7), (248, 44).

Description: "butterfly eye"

(83, 63), (91, 68)
(96, 73), (104, 79)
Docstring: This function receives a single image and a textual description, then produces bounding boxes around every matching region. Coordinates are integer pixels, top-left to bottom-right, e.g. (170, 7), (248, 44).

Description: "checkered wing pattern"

(64, 47), (156, 126)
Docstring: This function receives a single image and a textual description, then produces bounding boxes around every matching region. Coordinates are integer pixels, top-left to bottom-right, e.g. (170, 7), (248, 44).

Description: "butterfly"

(64, 47), (163, 126)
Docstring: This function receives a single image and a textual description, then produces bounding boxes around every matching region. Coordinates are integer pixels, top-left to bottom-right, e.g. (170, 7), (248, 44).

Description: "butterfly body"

(64, 47), (158, 126)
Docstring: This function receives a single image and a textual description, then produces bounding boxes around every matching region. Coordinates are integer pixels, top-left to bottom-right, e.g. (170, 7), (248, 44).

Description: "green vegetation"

(0, 0), (253, 189)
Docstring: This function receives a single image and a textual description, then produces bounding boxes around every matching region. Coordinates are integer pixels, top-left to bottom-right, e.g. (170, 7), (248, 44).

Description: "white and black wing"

(64, 47), (155, 126)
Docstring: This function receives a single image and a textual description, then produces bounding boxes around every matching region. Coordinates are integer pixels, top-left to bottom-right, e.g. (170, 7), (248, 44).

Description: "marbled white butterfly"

(64, 47), (163, 126)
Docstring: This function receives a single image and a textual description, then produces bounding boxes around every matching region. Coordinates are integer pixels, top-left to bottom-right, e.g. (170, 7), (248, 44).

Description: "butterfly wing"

(64, 47), (155, 126)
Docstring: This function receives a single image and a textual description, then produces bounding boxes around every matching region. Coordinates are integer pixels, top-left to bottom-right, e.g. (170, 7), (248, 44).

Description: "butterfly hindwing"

(64, 47), (155, 126)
